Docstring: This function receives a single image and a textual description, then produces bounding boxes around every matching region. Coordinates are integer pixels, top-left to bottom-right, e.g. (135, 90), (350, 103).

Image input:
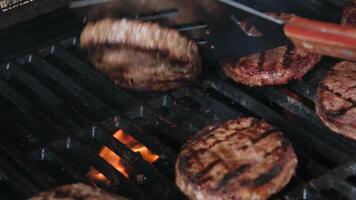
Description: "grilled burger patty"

(30, 183), (128, 200)
(315, 61), (356, 140)
(221, 46), (321, 86)
(314, 1), (356, 139)
(176, 117), (297, 200)
(80, 18), (201, 91)
(220, 13), (321, 87)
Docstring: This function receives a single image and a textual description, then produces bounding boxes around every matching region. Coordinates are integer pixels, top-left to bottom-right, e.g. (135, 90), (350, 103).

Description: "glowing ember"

(88, 168), (110, 184)
(113, 130), (159, 164)
(88, 129), (159, 182)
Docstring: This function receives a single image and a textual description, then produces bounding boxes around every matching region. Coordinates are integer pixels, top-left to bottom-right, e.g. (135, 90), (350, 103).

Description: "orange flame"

(88, 129), (159, 183)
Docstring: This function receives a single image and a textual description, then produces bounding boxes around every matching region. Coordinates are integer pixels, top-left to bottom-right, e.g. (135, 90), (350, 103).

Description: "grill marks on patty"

(80, 19), (198, 64)
(80, 18), (201, 91)
(220, 13), (322, 87)
(176, 118), (297, 200)
(315, 2), (356, 140)
(221, 46), (321, 86)
(316, 61), (356, 140)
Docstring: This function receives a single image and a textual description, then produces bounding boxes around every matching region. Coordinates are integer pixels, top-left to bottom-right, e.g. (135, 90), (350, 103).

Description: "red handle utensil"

(285, 16), (356, 61)
(218, 0), (356, 61)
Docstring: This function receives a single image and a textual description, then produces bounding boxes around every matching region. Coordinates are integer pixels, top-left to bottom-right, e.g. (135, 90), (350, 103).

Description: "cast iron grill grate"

(0, 1), (354, 199)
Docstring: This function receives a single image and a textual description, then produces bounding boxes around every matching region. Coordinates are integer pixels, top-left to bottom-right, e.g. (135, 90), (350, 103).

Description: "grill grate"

(0, 1), (355, 199)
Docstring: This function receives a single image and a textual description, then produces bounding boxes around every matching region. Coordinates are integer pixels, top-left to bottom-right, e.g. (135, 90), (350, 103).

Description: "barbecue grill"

(0, 0), (355, 199)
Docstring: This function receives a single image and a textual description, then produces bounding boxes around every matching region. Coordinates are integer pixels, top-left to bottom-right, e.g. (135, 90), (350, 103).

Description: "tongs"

(218, 0), (356, 61)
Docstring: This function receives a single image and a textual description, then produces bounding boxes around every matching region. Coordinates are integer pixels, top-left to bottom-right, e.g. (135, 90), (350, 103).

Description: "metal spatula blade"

(69, 0), (117, 9)
(217, 0), (285, 25)
(217, 0), (356, 61)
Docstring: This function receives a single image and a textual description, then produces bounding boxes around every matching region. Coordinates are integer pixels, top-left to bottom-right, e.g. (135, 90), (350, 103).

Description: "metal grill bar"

(203, 77), (351, 163)
(30, 53), (116, 120)
(57, 137), (149, 199)
(51, 45), (140, 110)
(76, 127), (186, 199)
(0, 1), (354, 200)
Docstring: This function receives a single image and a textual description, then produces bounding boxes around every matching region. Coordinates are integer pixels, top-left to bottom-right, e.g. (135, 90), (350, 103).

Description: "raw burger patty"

(220, 13), (321, 87)
(315, 61), (356, 140)
(176, 117), (297, 200)
(80, 18), (201, 91)
(29, 183), (128, 200)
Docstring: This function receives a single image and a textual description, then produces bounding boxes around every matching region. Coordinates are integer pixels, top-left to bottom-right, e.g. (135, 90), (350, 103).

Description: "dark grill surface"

(0, 0), (355, 200)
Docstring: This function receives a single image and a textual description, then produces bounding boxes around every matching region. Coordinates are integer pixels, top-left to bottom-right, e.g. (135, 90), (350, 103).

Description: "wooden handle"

(284, 16), (356, 61)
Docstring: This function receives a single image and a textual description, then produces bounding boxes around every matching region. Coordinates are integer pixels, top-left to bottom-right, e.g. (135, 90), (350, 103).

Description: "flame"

(88, 129), (159, 182)
(113, 130), (159, 164)
(88, 168), (110, 185)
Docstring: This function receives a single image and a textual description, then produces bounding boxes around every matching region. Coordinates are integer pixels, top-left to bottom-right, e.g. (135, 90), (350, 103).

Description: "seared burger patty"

(29, 183), (128, 200)
(315, 61), (356, 140)
(315, 1), (356, 139)
(221, 46), (321, 86)
(176, 117), (297, 200)
(80, 18), (201, 91)
(220, 13), (321, 87)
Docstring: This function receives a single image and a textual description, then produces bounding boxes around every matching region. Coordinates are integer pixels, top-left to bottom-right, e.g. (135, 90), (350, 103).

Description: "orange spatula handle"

(284, 16), (356, 61)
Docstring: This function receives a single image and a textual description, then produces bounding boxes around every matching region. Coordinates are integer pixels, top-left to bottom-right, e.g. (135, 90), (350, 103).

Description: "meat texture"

(315, 1), (356, 139)
(341, 0), (356, 27)
(80, 18), (201, 91)
(29, 183), (128, 200)
(315, 61), (356, 140)
(221, 46), (321, 86)
(176, 117), (297, 200)
(220, 13), (321, 87)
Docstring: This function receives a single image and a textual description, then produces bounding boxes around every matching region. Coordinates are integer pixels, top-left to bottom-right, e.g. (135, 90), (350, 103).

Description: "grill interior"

(0, 0), (355, 200)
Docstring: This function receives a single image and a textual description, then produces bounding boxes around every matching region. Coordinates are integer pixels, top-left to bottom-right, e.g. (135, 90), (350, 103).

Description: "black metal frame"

(0, 1), (355, 199)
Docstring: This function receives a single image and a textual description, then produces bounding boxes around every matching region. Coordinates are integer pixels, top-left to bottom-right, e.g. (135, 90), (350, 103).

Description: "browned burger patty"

(221, 46), (321, 86)
(29, 183), (128, 200)
(176, 117), (297, 200)
(315, 1), (356, 139)
(220, 13), (321, 87)
(80, 18), (201, 91)
(315, 61), (356, 140)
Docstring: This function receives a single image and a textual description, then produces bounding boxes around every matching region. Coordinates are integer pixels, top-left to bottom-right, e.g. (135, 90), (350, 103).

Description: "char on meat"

(315, 1), (356, 139)
(221, 46), (321, 86)
(220, 13), (321, 86)
(80, 18), (201, 91)
(315, 61), (356, 140)
(176, 117), (297, 200)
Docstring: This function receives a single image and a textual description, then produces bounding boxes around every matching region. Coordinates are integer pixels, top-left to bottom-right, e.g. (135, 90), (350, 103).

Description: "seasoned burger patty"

(221, 46), (321, 86)
(315, 1), (356, 139)
(220, 13), (321, 87)
(341, 0), (356, 27)
(176, 117), (297, 200)
(29, 183), (128, 200)
(80, 18), (201, 91)
(91, 47), (200, 91)
(315, 61), (356, 140)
